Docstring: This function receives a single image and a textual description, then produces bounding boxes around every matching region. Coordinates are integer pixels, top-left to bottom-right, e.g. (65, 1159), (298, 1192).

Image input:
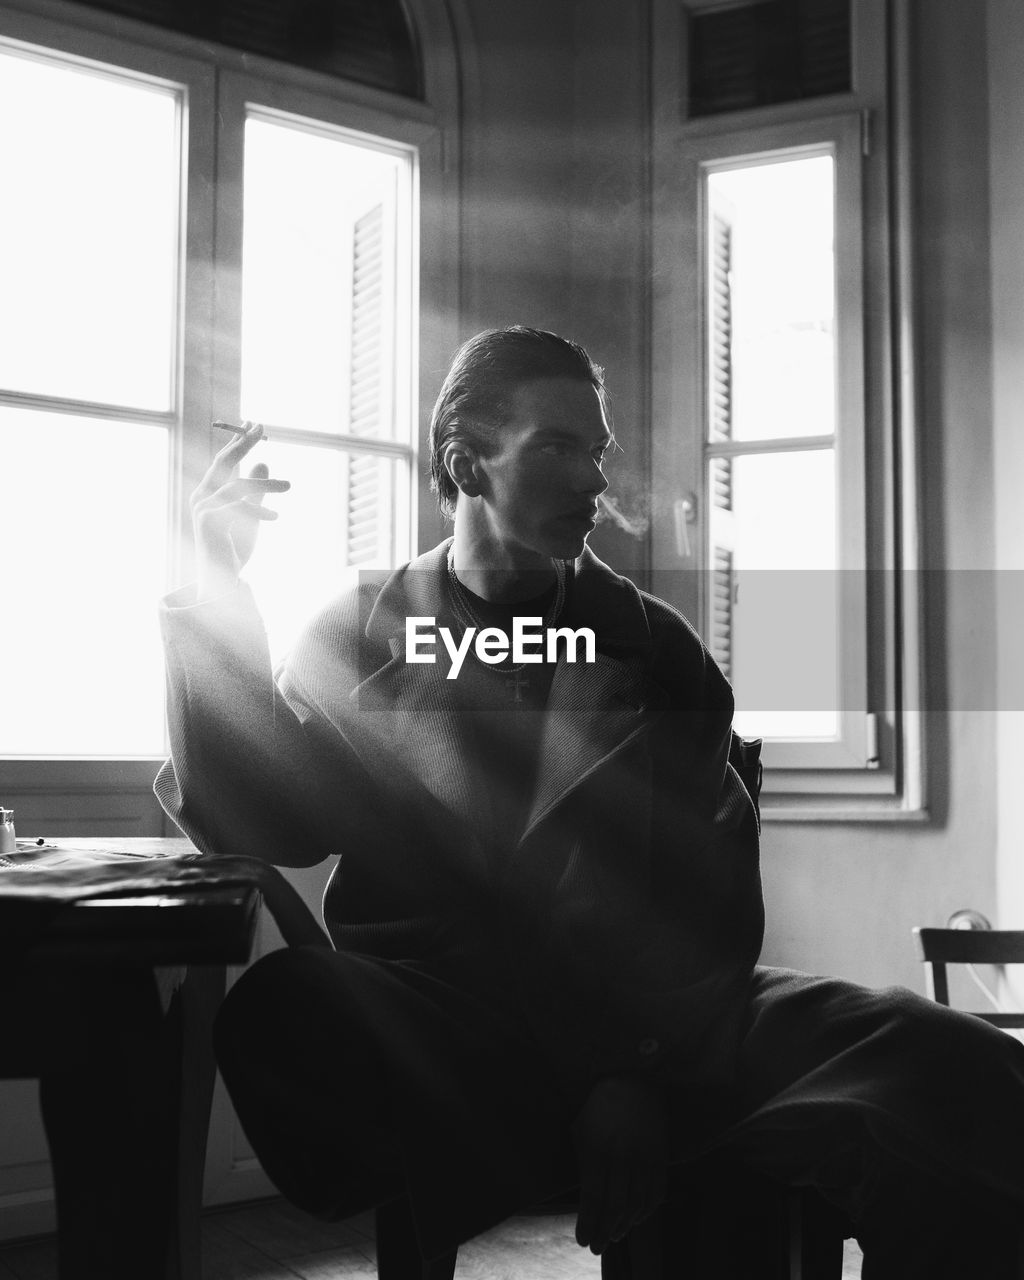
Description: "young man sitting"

(157, 326), (1024, 1277)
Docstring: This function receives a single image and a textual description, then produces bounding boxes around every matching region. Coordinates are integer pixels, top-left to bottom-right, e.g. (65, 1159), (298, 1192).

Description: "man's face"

(474, 377), (612, 561)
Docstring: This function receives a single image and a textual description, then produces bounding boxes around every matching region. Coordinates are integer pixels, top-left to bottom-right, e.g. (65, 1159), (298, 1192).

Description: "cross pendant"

(506, 671), (529, 704)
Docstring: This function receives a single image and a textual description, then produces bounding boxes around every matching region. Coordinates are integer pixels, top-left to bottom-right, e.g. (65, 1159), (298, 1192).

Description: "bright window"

(0, 26), (423, 758)
(705, 154), (840, 743)
(0, 48), (179, 408)
(238, 111), (414, 659)
(651, 0), (917, 814)
(0, 43), (181, 758)
(1, 407), (169, 756)
(655, 113), (870, 776)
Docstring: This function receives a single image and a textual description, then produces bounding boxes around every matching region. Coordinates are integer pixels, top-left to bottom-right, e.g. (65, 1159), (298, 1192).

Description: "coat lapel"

(520, 548), (669, 840)
(349, 540), (667, 839)
(350, 541), (487, 829)
(521, 651), (666, 841)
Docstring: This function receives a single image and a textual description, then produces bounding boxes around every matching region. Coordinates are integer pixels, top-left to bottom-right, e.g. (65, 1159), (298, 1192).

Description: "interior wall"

(452, 0), (650, 580)
(990, 0), (1024, 960)
(455, 2), (577, 340)
(567, 0), (652, 583)
(759, 0), (999, 990)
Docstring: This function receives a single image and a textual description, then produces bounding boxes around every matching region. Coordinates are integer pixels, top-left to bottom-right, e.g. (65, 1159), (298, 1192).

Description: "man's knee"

(211, 947), (406, 1220)
(742, 967), (1024, 1113)
(214, 944), (390, 1097)
(867, 983), (1024, 1083)
(217, 947), (303, 1055)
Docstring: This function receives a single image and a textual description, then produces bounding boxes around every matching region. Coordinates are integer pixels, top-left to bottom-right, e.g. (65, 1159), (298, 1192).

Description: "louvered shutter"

(66, 0), (422, 97)
(688, 0), (850, 118)
(346, 204), (385, 568)
(708, 197), (736, 681)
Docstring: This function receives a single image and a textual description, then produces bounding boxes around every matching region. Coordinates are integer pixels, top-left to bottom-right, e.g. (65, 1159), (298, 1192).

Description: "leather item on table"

(0, 852), (330, 954)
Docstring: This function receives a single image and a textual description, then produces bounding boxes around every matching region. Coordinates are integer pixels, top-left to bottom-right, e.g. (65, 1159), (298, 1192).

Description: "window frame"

(197, 70), (430, 601)
(651, 0), (926, 818)
(0, 0), (458, 809)
(683, 112), (870, 771)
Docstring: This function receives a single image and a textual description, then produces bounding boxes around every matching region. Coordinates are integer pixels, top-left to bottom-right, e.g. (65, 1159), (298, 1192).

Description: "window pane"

(708, 449), (838, 739)
(707, 154), (835, 443)
(240, 438), (403, 663)
(0, 45), (179, 410)
(0, 409), (168, 756)
(240, 115), (411, 440)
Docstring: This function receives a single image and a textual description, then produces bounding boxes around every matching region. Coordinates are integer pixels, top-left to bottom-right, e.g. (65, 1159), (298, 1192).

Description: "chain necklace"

(445, 549), (568, 677)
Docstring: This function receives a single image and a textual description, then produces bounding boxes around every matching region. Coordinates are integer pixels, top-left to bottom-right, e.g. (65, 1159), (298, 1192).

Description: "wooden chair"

(912, 922), (1024, 1276)
(374, 1170), (849, 1279)
(913, 923), (1024, 1029)
(216, 873), (848, 1279)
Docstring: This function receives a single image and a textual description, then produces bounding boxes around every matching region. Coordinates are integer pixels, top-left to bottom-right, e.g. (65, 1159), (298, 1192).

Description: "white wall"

(990, 0), (1024, 969)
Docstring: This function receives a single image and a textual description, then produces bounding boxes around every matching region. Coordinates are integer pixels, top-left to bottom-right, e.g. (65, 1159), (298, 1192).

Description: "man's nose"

(580, 456), (609, 496)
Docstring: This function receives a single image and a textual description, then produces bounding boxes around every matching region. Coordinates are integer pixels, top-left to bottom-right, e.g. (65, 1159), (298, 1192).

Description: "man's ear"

(443, 442), (484, 498)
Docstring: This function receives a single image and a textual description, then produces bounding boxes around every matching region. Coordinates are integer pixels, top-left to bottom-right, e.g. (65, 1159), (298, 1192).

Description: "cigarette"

(212, 420), (249, 436)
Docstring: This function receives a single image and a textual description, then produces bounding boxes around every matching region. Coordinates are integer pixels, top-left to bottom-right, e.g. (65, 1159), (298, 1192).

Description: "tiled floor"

(0, 1197), (864, 1278)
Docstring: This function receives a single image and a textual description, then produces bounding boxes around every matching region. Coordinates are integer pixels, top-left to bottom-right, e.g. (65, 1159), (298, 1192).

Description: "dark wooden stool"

(374, 1167), (850, 1280)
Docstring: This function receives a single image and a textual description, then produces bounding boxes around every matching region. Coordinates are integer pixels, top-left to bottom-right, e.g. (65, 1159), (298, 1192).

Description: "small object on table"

(0, 808), (15, 856)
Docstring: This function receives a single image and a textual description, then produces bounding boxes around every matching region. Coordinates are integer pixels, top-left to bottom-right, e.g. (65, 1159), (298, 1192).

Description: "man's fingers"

(576, 1167), (629, 1255)
(574, 1169), (604, 1249)
(206, 421), (265, 487)
(227, 498), (280, 521)
(192, 423), (264, 505)
(214, 419), (262, 463)
(196, 476), (290, 511)
(576, 1162), (666, 1254)
(196, 496), (280, 524)
(243, 463), (272, 521)
(595, 1167), (633, 1253)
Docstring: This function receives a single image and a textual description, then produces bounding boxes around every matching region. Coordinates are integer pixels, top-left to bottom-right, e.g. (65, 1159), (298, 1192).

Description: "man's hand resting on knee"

(572, 1075), (669, 1254)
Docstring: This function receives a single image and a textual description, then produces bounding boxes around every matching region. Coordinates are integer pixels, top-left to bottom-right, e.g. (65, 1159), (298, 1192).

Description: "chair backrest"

(912, 927), (1024, 1028)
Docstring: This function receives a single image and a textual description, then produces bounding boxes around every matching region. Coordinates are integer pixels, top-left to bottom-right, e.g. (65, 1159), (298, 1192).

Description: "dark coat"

(155, 539), (765, 1247)
(157, 539), (763, 1085)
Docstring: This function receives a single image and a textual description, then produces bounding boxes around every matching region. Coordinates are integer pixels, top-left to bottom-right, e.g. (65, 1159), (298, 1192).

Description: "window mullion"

(705, 434), (835, 459)
(210, 69), (247, 444)
(260, 426), (414, 459)
(0, 388), (176, 426)
(174, 59), (217, 596)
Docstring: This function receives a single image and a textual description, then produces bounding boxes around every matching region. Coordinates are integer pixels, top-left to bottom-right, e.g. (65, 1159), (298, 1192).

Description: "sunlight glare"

(0, 45), (179, 409)
(1, 408), (168, 756)
(241, 116), (404, 436)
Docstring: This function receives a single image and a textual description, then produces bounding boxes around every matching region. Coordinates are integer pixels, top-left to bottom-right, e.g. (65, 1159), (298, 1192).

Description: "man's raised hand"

(191, 422), (290, 601)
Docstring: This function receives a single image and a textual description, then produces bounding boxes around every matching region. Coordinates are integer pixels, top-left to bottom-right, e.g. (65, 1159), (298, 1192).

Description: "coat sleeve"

(154, 581), (392, 868)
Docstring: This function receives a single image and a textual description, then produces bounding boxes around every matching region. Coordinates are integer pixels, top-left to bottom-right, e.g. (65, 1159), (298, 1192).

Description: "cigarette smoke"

(598, 492), (649, 539)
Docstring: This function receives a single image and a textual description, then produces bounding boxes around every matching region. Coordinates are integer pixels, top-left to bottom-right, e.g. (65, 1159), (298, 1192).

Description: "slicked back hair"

(428, 325), (607, 521)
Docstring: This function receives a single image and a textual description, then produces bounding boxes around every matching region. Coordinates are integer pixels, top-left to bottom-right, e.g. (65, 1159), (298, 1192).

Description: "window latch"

(673, 495), (696, 559)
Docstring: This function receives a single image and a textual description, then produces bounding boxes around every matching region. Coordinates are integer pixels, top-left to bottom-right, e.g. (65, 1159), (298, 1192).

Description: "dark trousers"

(216, 947), (1024, 1278)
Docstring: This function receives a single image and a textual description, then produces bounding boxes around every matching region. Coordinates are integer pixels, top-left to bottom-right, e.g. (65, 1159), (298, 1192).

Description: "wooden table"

(1, 838), (262, 1280)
